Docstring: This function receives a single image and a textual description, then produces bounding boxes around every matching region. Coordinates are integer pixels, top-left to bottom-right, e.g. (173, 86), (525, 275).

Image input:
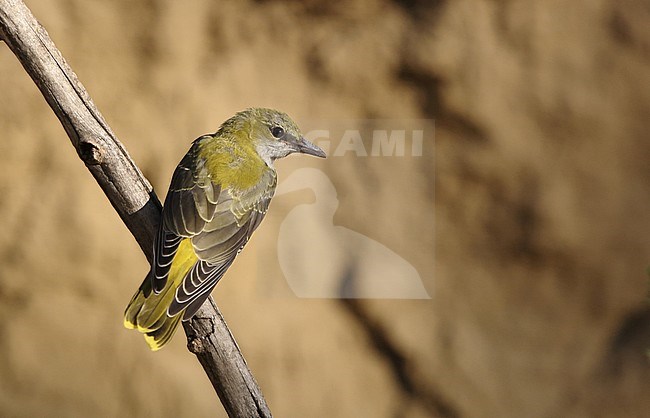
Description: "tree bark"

(0, 1), (271, 416)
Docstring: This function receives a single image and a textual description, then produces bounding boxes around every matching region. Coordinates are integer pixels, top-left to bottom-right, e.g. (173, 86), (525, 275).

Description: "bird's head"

(234, 108), (326, 165)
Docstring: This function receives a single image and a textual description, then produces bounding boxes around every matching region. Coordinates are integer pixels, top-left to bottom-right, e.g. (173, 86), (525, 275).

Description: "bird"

(124, 108), (326, 350)
(276, 168), (430, 299)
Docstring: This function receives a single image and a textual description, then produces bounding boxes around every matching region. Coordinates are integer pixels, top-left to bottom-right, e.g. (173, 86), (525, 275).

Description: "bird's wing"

(167, 167), (277, 319)
(152, 140), (221, 294)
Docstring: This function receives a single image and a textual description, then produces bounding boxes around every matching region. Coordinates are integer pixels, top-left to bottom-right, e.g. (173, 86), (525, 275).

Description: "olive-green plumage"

(124, 108), (325, 350)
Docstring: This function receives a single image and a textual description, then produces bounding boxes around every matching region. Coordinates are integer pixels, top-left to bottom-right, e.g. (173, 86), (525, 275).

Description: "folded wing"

(152, 142), (221, 294)
(169, 168), (276, 319)
(152, 141), (277, 319)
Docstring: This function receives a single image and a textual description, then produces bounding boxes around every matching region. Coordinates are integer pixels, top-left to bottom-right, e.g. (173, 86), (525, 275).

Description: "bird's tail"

(124, 238), (197, 350)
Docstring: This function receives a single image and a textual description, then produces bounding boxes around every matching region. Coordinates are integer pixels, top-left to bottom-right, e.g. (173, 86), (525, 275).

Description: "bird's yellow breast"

(197, 134), (268, 191)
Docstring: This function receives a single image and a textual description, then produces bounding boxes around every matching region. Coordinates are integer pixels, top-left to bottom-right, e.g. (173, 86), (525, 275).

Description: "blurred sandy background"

(0, 0), (649, 417)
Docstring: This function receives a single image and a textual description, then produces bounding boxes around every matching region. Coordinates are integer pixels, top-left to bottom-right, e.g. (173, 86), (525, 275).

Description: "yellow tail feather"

(143, 314), (183, 351)
(124, 238), (197, 350)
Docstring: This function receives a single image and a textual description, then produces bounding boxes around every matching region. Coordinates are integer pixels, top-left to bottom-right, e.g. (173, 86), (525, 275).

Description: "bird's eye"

(271, 126), (285, 138)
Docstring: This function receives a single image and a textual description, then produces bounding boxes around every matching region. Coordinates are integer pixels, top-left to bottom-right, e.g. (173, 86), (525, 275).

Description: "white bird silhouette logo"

(276, 168), (431, 299)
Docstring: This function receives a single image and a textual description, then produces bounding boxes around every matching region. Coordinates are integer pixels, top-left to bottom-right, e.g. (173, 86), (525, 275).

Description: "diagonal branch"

(0, 1), (271, 417)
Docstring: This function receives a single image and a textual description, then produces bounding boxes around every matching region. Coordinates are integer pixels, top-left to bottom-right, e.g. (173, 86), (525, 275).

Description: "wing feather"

(193, 182), (219, 222)
(152, 227), (182, 293)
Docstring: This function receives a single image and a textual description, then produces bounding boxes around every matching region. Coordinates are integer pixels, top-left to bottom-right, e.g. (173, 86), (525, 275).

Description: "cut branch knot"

(78, 141), (103, 165)
(188, 336), (207, 354)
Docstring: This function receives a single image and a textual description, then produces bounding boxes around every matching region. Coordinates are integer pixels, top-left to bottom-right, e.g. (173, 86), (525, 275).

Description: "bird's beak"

(295, 136), (327, 158)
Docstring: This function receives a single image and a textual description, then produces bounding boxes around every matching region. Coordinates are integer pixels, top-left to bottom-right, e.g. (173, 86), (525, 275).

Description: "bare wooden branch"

(0, 1), (271, 416)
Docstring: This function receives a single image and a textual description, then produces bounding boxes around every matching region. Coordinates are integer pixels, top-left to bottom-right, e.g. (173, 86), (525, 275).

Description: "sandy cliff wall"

(0, 1), (648, 417)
